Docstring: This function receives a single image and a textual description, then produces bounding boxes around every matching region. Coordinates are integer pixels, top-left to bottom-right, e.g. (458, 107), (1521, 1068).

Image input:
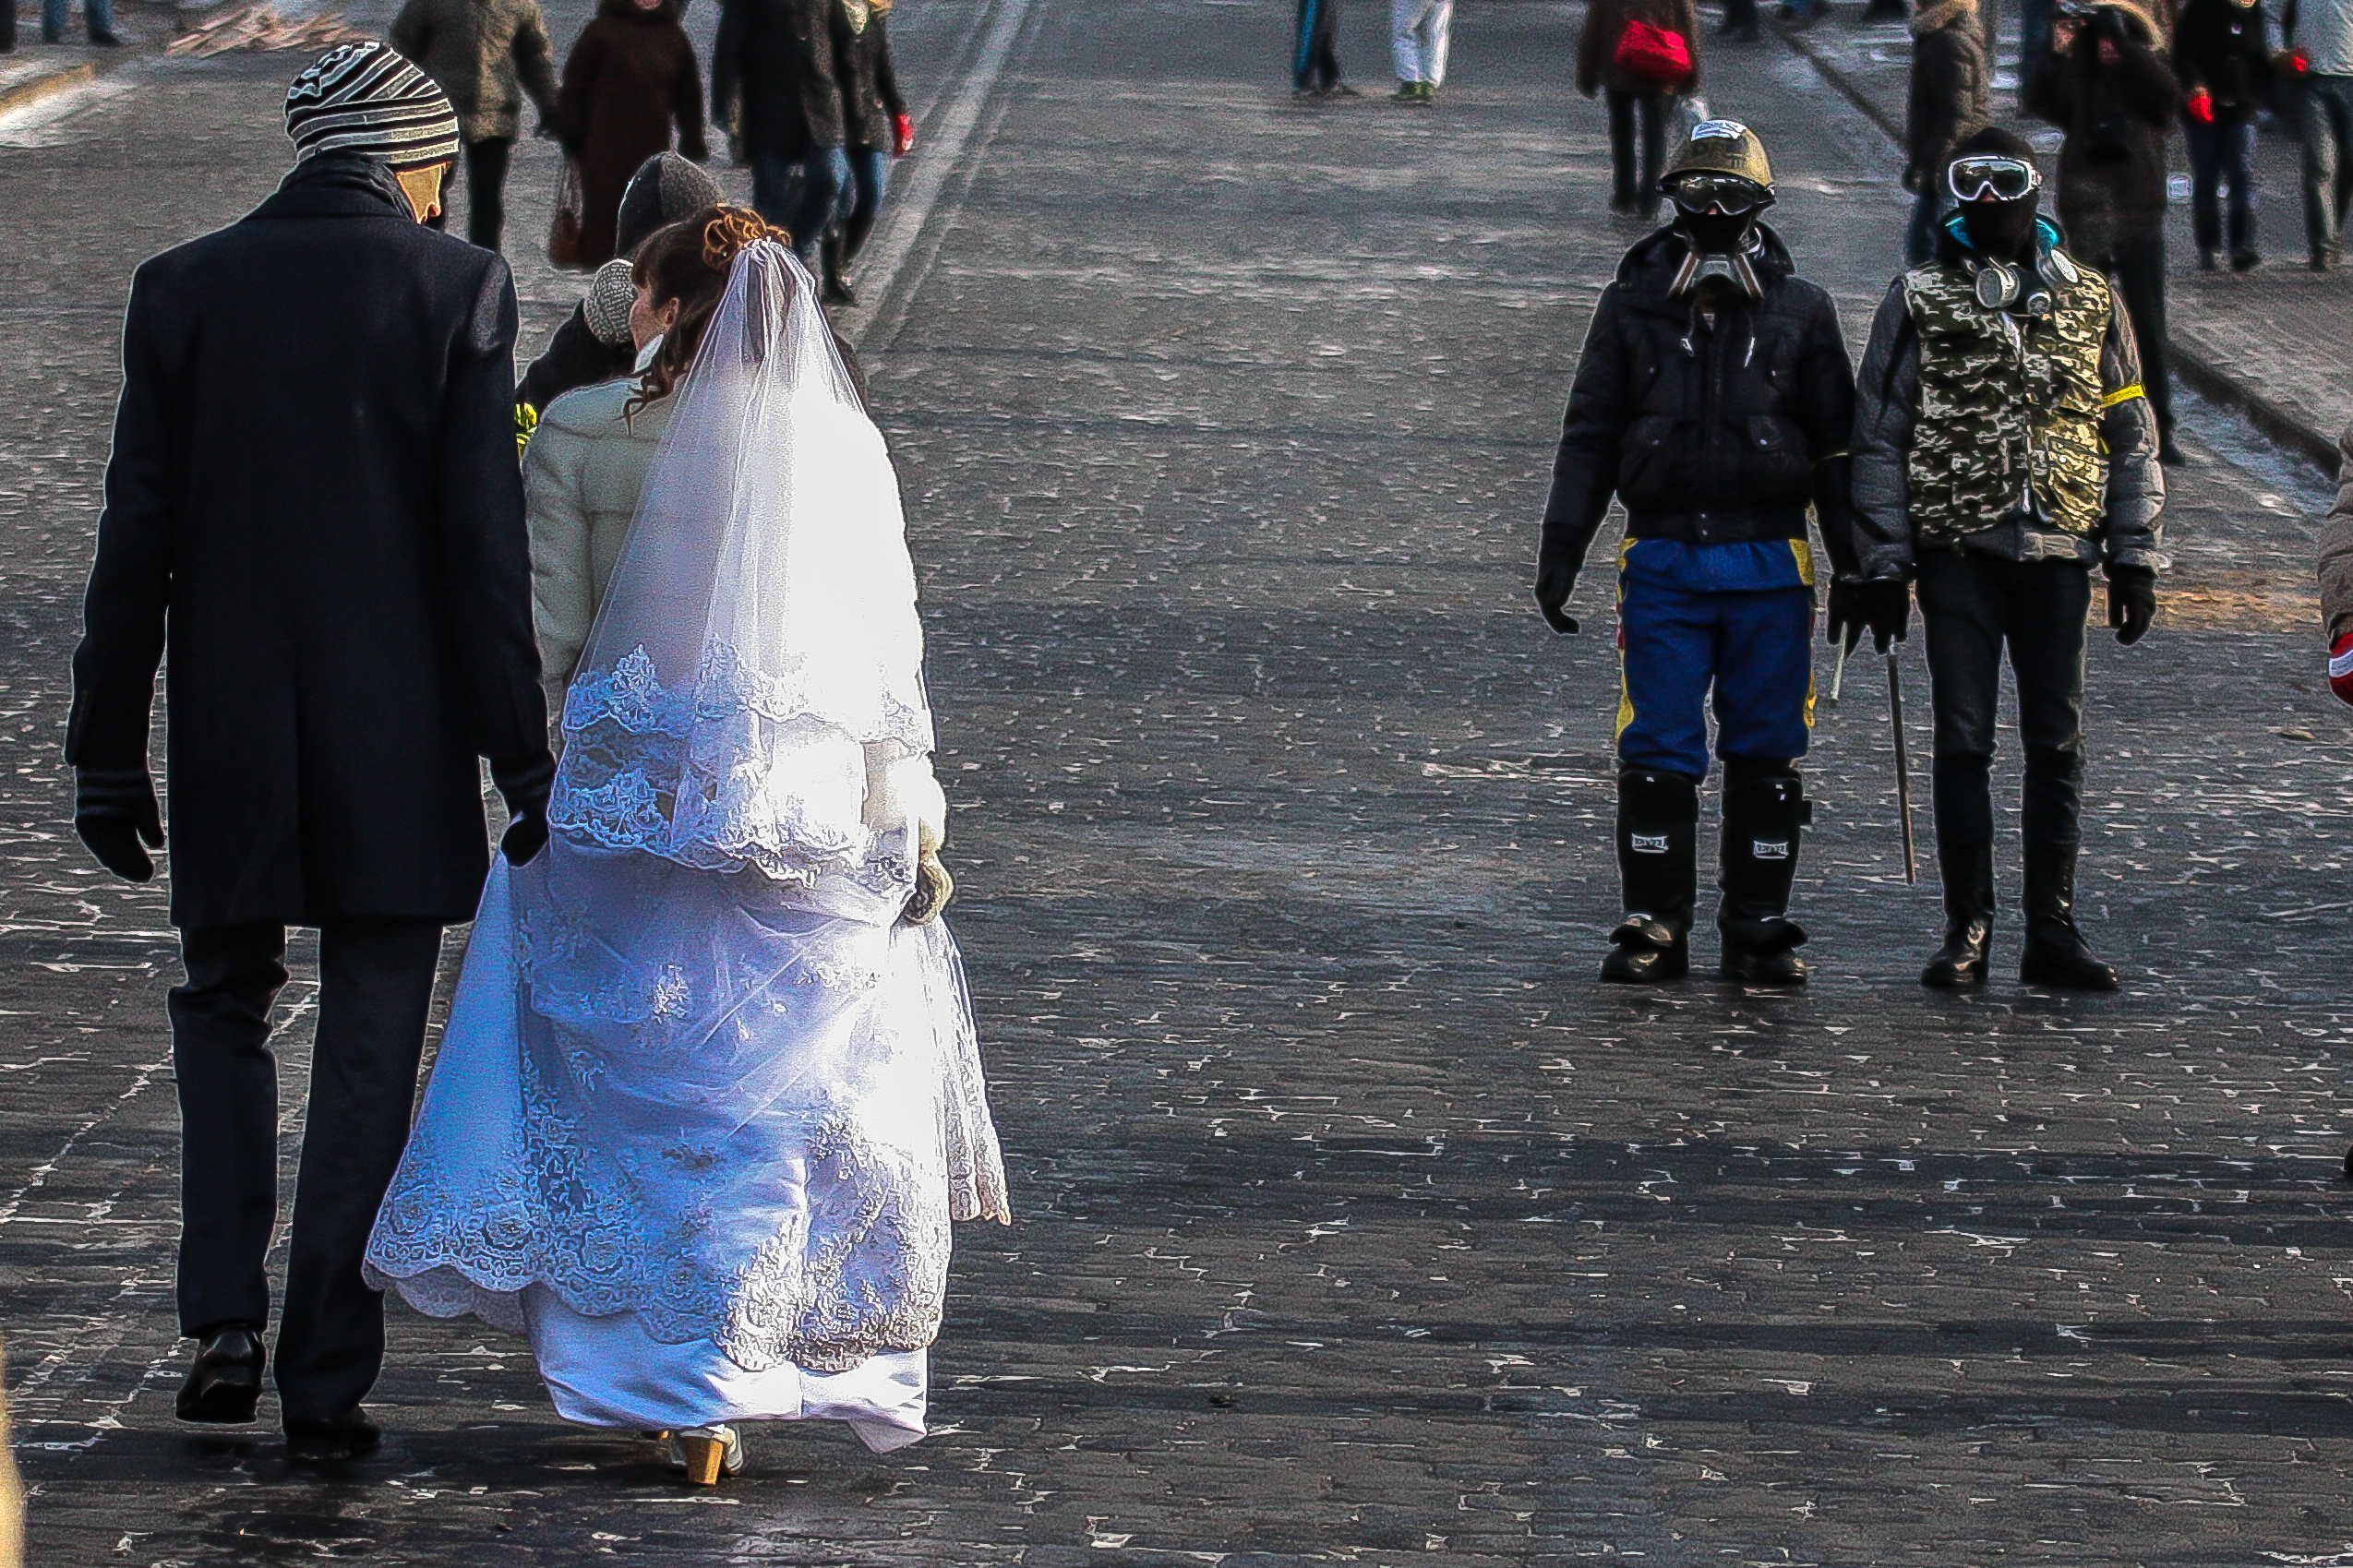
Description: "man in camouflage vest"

(1846, 126), (2164, 991)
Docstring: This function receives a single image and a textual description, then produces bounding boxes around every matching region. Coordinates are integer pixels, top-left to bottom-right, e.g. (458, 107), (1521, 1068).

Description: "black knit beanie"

(615, 153), (724, 259)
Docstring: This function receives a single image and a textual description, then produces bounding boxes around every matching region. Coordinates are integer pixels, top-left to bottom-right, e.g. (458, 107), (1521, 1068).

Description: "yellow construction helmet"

(1662, 118), (1774, 190)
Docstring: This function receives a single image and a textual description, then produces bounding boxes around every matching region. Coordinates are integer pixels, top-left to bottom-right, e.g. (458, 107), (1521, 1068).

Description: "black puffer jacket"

(1539, 223), (1859, 580)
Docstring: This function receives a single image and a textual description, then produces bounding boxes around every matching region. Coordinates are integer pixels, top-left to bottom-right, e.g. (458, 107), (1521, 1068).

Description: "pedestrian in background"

(2286, 0), (2353, 266)
(519, 149), (720, 416)
(2175, 0), (2271, 268)
(556, 0), (708, 267)
(715, 0), (851, 266)
(42, 0), (120, 46)
(1850, 128), (2165, 991)
(1905, 0), (1993, 263)
(66, 40), (552, 1463)
(391, 0), (560, 251)
(825, 0), (910, 304)
(1292, 0), (1351, 96)
(1391, 0), (1451, 101)
(1535, 123), (1858, 987)
(1578, 0), (1699, 215)
(2026, 0), (2185, 462)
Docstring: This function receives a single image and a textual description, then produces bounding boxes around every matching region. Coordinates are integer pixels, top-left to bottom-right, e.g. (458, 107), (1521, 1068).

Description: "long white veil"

(552, 239), (932, 914)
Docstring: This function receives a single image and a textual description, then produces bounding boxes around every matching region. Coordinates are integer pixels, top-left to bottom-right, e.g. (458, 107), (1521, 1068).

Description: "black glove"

(75, 767), (163, 882)
(1534, 554), (1579, 635)
(1828, 578), (1910, 653)
(2107, 564), (2155, 645)
(491, 751), (557, 867)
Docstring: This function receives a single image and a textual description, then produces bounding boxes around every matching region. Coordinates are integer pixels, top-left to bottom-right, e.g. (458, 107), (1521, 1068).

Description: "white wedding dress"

(364, 242), (1007, 1454)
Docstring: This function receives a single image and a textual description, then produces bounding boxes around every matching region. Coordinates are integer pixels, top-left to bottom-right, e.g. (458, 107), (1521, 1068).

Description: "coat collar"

(250, 153), (416, 221)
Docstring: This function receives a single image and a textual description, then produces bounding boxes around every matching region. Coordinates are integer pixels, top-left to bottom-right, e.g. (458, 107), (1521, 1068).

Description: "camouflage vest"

(1901, 253), (2110, 544)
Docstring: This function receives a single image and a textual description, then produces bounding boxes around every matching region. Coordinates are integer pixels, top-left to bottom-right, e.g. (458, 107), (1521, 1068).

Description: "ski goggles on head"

(1663, 173), (1771, 215)
(1946, 156), (2043, 203)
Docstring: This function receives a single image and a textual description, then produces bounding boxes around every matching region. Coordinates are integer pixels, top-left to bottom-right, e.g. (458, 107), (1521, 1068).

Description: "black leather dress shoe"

(286, 1407), (381, 1464)
(175, 1323), (265, 1424)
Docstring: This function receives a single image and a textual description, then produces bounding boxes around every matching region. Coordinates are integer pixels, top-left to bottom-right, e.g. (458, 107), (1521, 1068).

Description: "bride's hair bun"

(701, 206), (786, 270)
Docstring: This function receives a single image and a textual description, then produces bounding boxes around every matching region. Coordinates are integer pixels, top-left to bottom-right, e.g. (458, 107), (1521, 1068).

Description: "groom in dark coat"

(66, 40), (554, 1462)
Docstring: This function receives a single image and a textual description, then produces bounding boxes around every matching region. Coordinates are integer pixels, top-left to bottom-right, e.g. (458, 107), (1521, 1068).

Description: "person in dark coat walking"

(1534, 123), (1859, 987)
(1292, 0), (1350, 95)
(1905, 0), (1993, 262)
(2174, 0), (2272, 268)
(517, 150), (720, 418)
(823, 0), (909, 304)
(390, 0), (560, 250)
(2026, 0), (2185, 461)
(1578, 0), (1700, 217)
(556, 0), (709, 267)
(65, 41), (553, 1463)
(714, 0), (849, 264)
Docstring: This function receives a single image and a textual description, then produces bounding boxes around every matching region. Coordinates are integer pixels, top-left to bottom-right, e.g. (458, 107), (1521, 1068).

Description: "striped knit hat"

(283, 41), (460, 171)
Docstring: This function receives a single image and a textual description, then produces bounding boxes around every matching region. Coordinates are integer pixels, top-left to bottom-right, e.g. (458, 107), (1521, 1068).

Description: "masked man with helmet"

(1849, 126), (2165, 991)
(1535, 120), (1858, 986)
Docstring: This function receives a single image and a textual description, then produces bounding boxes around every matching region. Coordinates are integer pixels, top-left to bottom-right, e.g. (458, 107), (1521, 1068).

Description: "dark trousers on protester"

(172, 919), (444, 1423)
(2301, 74), (2353, 263)
(1607, 90), (1671, 212)
(2186, 115), (2258, 258)
(2077, 231), (2172, 438)
(1294, 0), (1342, 92)
(1915, 552), (2090, 852)
(751, 148), (851, 268)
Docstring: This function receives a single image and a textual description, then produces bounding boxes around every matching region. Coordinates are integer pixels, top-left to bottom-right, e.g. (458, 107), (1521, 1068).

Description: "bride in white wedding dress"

(364, 213), (1007, 1485)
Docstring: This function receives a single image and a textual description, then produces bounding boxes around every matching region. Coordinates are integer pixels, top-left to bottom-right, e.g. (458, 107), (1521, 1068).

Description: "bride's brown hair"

(628, 205), (790, 413)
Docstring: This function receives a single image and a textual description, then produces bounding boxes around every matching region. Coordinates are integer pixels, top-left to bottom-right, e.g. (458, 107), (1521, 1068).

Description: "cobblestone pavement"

(9, 0), (2353, 1563)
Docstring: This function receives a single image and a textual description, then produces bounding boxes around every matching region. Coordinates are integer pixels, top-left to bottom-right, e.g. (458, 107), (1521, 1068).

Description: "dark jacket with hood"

(67, 154), (549, 929)
(557, 0), (708, 267)
(1907, 5), (1993, 188)
(2024, 5), (2180, 249)
(713, 0), (846, 159)
(1540, 222), (1859, 582)
(1850, 215), (2165, 581)
(2174, 0), (2272, 118)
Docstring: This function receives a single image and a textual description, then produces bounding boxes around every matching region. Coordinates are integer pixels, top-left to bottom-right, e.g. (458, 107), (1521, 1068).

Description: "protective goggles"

(1947, 156), (2042, 203)
(1663, 173), (1771, 215)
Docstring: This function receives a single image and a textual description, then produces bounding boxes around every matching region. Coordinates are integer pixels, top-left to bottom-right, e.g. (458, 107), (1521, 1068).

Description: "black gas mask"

(1664, 173), (1772, 299)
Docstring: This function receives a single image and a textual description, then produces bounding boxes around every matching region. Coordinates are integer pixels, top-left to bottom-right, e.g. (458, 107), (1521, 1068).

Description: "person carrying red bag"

(1577, 0), (1699, 217)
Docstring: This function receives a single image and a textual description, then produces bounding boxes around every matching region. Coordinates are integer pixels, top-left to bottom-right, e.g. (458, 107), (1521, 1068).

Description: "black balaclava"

(1948, 126), (2042, 262)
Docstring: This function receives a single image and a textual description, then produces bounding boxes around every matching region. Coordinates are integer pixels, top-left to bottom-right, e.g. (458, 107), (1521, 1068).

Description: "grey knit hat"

(615, 151), (723, 258)
(284, 41), (461, 172)
(582, 259), (639, 347)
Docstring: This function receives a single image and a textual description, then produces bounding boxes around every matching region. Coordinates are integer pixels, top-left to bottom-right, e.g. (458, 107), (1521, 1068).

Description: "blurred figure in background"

(1292, 0), (1351, 96)
(519, 150), (720, 416)
(42, 0), (120, 46)
(391, 0), (560, 251)
(1579, 0), (1700, 216)
(2174, 0), (2271, 269)
(1391, 0), (1451, 101)
(2027, 0), (2184, 462)
(2286, 0), (2353, 267)
(715, 0), (850, 266)
(1905, 0), (1993, 263)
(556, 0), (708, 267)
(825, 0), (910, 305)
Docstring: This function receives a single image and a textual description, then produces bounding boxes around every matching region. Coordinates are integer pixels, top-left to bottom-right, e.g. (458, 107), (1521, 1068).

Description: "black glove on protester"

(75, 767), (163, 881)
(492, 752), (557, 866)
(2107, 564), (2155, 645)
(1534, 556), (1580, 635)
(1828, 579), (1911, 653)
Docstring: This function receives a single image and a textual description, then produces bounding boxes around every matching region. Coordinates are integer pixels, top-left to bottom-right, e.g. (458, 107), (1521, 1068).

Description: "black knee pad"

(1619, 766), (1701, 824)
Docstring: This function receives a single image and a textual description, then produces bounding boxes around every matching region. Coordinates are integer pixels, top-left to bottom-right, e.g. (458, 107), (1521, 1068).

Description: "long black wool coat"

(67, 154), (549, 931)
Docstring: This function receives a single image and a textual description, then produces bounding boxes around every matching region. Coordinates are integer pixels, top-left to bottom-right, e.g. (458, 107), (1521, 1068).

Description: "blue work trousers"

(1615, 575), (1815, 782)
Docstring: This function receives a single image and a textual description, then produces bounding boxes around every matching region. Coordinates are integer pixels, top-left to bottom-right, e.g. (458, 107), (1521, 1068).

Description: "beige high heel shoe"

(665, 1424), (744, 1485)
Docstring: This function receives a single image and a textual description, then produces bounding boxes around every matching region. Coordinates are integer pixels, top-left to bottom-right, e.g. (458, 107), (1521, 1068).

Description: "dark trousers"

(2078, 231), (2172, 437)
(2186, 115), (2258, 257)
(172, 919), (444, 1422)
(2300, 74), (2353, 261)
(464, 136), (515, 252)
(751, 147), (852, 267)
(1915, 551), (2091, 851)
(1294, 0), (1341, 91)
(1607, 90), (1671, 210)
(841, 146), (891, 264)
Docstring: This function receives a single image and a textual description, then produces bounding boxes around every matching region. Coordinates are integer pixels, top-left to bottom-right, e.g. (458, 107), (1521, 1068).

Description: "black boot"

(1717, 759), (1809, 985)
(176, 1322), (266, 1424)
(821, 233), (856, 305)
(1921, 839), (1994, 987)
(1601, 767), (1698, 984)
(286, 1407), (382, 1464)
(2019, 841), (2119, 989)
